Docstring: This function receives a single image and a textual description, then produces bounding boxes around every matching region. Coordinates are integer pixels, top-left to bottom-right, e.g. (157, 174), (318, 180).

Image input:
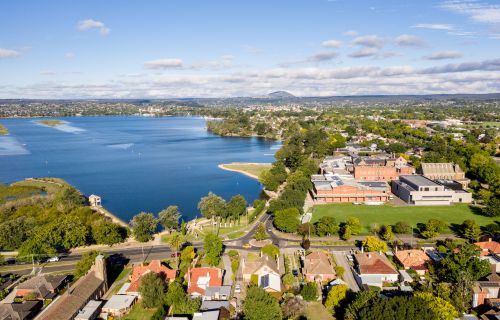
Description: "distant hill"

(267, 91), (296, 99)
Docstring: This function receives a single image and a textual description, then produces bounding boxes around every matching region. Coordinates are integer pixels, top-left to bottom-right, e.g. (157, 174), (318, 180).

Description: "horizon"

(1, 0), (500, 98)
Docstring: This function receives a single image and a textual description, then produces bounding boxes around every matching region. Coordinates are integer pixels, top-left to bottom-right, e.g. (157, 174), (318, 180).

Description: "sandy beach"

(218, 162), (272, 180)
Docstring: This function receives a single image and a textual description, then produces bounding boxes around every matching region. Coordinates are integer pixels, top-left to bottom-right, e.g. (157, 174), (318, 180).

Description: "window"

(424, 187), (429, 191)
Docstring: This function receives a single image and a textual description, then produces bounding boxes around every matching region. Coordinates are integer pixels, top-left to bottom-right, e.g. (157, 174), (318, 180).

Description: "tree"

(381, 225), (394, 241)
(166, 231), (184, 269)
(282, 273), (296, 289)
(324, 284), (348, 310)
(166, 281), (200, 315)
(226, 195), (247, 222)
(243, 287), (282, 320)
(344, 291), (379, 320)
(0, 218), (30, 250)
(315, 216), (339, 236)
(180, 246), (196, 272)
(203, 232), (223, 266)
(281, 295), (306, 319)
(254, 223), (267, 241)
(345, 217), (362, 235)
(130, 212), (157, 242)
(158, 206), (181, 231)
(273, 208), (300, 233)
(340, 225), (352, 240)
(483, 197), (500, 217)
(92, 222), (126, 246)
(74, 251), (101, 278)
(436, 243), (491, 283)
(198, 192), (226, 220)
(414, 292), (459, 320)
(420, 219), (447, 239)
(334, 266), (345, 278)
(393, 221), (411, 234)
(139, 272), (167, 309)
(261, 244), (280, 260)
(362, 236), (388, 252)
(461, 219), (481, 242)
(17, 238), (57, 262)
(300, 282), (319, 301)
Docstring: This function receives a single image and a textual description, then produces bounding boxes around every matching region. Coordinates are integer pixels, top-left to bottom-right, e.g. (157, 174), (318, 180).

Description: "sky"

(1, 0), (500, 98)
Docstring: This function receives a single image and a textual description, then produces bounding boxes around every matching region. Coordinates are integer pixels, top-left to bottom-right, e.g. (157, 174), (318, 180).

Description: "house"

(74, 300), (102, 320)
(242, 255), (281, 292)
(392, 175), (472, 205)
(203, 286), (231, 301)
(303, 251), (336, 282)
(200, 300), (230, 311)
(101, 295), (136, 317)
(192, 310), (221, 320)
(311, 174), (390, 204)
(472, 275), (500, 308)
(475, 239), (500, 257)
(353, 253), (399, 288)
(38, 255), (108, 320)
(480, 255), (500, 273)
(187, 268), (223, 297)
(421, 162), (470, 189)
(126, 260), (176, 296)
(15, 275), (68, 300)
(0, 300), (42, 320)
(88, 194), (101, 207)
(394, 250), (431, 275)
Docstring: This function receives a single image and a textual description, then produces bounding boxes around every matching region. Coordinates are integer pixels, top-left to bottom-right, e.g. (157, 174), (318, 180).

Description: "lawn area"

(305, 302), (334, 320)
(312, 203), (499, 233)
(220, 162), (272, 179)
(123, 303), (157, 320)
(227, 231), (246, 239)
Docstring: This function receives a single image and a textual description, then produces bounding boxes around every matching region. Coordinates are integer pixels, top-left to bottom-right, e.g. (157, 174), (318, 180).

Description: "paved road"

(332, 251), (360, 292)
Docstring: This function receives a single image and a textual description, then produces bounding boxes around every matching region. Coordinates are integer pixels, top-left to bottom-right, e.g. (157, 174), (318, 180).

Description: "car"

(47, 256), (59, 263)
(292, 269), (299, 276)
(242, 243), (252, 249)
(267, 228), (272, 232)
(170, 252), (180, 258)
(234, 284), (241, 293)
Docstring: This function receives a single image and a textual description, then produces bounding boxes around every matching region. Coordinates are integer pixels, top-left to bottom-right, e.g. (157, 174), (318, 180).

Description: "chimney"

(488, 238), (492, 242)
(368, 253), (372, 259)
(94, 255), (107, 290)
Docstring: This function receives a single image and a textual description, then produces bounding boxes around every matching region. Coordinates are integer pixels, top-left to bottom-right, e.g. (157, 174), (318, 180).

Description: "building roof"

(187, 268), (223, 295)
(192, 310), (220, 320)
(421, 162), (463, 175)
(126, 260), (176, 293)
(400, 175), (440, 187)
(304, 251), (334, 276)
(75, 300), (101, 320)
(16, 275), (67, 298)
(395, 250), (430, 269)
(200, 300), (230, 311)
(354, 253), (398, 275)
(242, 255), (279, 277)
(259, 273), (281, 292)
(475, 240), (500, 256)
(0, 301), (41, 320)
(204, 285), (231, 298)
(102, 295), (136, 311)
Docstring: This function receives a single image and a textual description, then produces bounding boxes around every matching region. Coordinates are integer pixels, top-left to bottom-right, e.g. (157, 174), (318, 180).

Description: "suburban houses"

(353, 253), (399, 288)
(303, 251), (336, 283)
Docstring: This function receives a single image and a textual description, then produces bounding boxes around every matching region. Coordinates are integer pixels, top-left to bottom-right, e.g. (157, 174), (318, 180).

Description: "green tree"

(300, 282), (319, 301)
(315, 216), (339, 236)
(382, 225), (394, 241)
(414, 292), (459, 320)
(139, 272), (167, 309)
(243, 287), (282, 320)
(92, 222), (127, 246)
(130, 212), (157, 242)
(362, 236), (388, 252)
(345, 217), (362, 235)
(461, 219), (481, 242)
(282, 273), (296, 289)
(74, 251), (100, 278)
(334, 266), (345, 278)
(254, 223), (267, 241)
(198, 192), (226, 220)
(273, 208), (300, 233)
(281, 295), (306, 319)
(203, 232), (223, 266)
(261, 244), (279, 260)
(0, 218), (31, 250)
(166, 281), (201, 315)
(158, 205), (181, 231)
(393, 221), (411, 234)
(483, 197), (500, 217)
(166, 231), (184, 269)
(226, 194), (247, 222)
(17, 238), (57, 262)
(340, 225), (352, 240)
(420, 219), (447, 239)
(324, 284), (348, 310)
(180, 246), (196, 272)
(436, 243), (491, 283)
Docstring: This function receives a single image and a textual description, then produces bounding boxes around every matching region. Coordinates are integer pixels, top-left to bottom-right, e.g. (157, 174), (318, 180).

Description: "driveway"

(332, 251), (359, 292)
(222, 254), (233, 286)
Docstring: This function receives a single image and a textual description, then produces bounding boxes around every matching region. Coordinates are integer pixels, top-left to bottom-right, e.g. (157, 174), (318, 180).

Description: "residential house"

(126, 260), (176, 296)
(37, 255), (108, 320)
(88, 194), (101, 207)
(353, 253), (399, 288)
(0, 301), (42, 320)
(392, 175), (472, 205)
(101, 295), (136, 317)
(203, 286), (231, 301)
(187, 268), (223, 297)
(303, 251), (336, 282)
(394, 249), (431, 275)
(475, 239), (500, 257)
(15, 275), (68, 300)
(421, 162), (470, 189)
(241, 255), (281, 293)
(473, 275), (500, 308)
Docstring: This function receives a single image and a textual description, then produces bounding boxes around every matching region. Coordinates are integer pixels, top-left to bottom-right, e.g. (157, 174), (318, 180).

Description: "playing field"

(312, 203), (498, 233)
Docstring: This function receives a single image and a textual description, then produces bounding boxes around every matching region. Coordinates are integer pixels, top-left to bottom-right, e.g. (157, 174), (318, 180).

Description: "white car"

(47, 256), (59, 262)
(234, 284), (241, 294)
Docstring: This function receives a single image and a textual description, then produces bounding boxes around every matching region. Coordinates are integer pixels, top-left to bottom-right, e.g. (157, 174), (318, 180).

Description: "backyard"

(312, 203), (499, 233)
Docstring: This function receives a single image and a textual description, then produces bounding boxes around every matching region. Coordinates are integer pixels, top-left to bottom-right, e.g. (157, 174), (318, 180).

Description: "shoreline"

(218, 162), (271, 180)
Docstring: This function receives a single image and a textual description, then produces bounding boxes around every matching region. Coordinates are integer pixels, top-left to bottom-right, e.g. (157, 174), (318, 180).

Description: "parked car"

(47, 256), (59, 263)
(242, 243), (252, 249)
(292, 269), (299, 276)
(170, 252), (180, 258)
(235, 284), (241, 294)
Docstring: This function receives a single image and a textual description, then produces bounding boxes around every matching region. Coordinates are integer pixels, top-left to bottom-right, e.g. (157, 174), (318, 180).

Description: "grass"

(12, 178), (67, 194)
(123, 302), (157, 320)
(227, 231), (246, 239)
(107, 267), (131, 296)
(305, 302), (334, 320)
(0, 124), (8, 135)
(313, 203), (499, 233)
(37, 119), (63, 127)
(220, 162), (272, 179)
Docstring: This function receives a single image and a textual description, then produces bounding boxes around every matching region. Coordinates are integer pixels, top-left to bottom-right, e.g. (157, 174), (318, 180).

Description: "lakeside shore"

(218, 162), (272, 180)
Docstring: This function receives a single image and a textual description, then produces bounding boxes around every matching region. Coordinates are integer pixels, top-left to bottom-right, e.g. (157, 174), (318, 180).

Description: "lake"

(0, 116), (279, 222)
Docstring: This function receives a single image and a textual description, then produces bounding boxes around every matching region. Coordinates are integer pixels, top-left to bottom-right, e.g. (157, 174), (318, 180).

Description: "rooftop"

(400, 175), (441, 187)
(354, 253), (398, 275)
(102, 295), (136, 311)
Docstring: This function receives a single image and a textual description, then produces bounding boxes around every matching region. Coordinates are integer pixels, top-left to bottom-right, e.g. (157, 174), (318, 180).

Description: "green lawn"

(123, 303), (157, 320)
(313, 203), (499, 233)
(305, 302), (334, 320)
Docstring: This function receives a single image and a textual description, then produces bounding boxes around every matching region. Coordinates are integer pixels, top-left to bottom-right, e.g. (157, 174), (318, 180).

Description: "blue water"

(0, 116), (279, 222)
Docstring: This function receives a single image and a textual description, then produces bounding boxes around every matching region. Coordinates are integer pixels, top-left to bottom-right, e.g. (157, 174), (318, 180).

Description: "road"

(332, 251), (360, 292)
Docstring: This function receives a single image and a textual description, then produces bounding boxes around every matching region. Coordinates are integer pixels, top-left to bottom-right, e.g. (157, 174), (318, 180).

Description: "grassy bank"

(37, 119), (63, 127)
(313, 203), (498, 233)
(0, 124), (8, 135)
(219, 162), (272, 180)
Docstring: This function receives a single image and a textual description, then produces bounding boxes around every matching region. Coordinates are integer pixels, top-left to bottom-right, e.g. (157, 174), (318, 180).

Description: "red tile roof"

(475, 240), (500, 256)
(126, 260), (176, 294)
(395, 250), (430, 270)
(355, 253), (398, 275)
(187, 267), (223, 295)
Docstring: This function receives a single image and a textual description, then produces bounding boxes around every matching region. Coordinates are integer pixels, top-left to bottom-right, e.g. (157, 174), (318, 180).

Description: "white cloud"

(412, 23), (455, 30)
(442, 0), (500, 24)
(310, 51), (339, 62)
(348, 48), (379, 58)
(77, 19), (110, 35)
(321, 39), (342, 48)
(352, 35), (385, 48)
(343, 30), (358, 37)
(143, 58), (183, 70)
(0, 48), (20, 58)
(395, 34), (427, 47)
(423, 51), (463, 60)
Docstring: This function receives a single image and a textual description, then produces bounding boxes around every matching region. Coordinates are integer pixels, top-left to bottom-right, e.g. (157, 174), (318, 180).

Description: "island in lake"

(0, 124), (8, 135)
(37, 119), (64, 127)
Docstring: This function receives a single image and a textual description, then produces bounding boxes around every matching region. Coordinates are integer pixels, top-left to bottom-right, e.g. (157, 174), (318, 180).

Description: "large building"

(353, 156), (415, 181)
(421, 162), (470, 189)
(311, 174), (390, 204)
(391, 175), (472, 205)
